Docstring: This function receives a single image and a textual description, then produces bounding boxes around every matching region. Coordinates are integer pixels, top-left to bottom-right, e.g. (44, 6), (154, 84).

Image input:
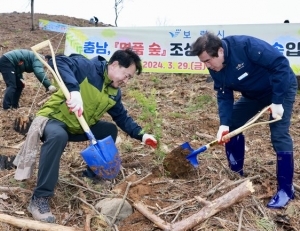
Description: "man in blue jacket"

(191, 32), (297, 209)
(26, 48), (157, 223)
(0, 49), (57, 109)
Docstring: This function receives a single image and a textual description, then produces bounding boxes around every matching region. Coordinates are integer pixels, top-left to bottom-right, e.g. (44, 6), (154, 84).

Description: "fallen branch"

(194, 196), (212, 206)
(214, 217), (258, 231)
(237, 207), (244, 231)
(158, 199), (195, 216)
(0, 172), (15, 182)
(205, 179), (226, 197)
(73, 196), (100, 216)
(111, 182), (131, 226)
(215, 175), (259, 192)
(134, 180), (254, 231)
(59, 179), (115, 197)
(0, 186), (31, 194)
(0, 213), (83, 231)
(133, 202), (171, 230)
(84, 214), (92, 231)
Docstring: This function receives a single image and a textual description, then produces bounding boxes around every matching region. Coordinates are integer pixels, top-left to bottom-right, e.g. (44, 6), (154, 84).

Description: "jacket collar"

(103, 68), (113, 86)
(221, 40), (229, 66)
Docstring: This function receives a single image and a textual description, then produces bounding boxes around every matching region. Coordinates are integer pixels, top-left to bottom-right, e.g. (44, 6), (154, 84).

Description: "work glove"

(142, 134), (158, 149)
(217, 125), (230, 144)
(20, 79), (25, 88)
(47, 85), (57, 93)
(66, 91), (83, 116)
(270, 103), (284, 119)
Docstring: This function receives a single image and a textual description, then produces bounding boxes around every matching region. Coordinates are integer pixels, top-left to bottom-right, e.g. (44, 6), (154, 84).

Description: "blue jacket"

(209, 35), (296, 125)
(38, 54), (144, 140)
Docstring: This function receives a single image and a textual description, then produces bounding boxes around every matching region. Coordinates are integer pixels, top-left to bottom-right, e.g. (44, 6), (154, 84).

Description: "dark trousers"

(34, 119), (118, 197)
(229, 76), (297, 152)
(0, 56), (23, 109)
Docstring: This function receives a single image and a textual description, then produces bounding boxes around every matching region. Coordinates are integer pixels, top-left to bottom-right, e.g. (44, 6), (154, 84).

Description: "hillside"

(0, 12), (300, 231)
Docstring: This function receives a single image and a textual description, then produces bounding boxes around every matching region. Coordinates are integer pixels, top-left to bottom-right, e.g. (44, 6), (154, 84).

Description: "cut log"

(0, 213), (83, 231)
(134, 180), (254, 231)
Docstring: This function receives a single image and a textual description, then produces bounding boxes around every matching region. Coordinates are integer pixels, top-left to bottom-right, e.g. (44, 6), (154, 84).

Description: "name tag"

(238, 72), (248, 80)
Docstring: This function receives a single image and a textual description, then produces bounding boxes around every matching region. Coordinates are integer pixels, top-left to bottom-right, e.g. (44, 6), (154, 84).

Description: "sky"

(1, 0), (299, 27)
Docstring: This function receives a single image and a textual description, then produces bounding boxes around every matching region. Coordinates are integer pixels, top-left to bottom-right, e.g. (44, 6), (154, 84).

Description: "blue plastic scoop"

(182, 140), (218, 167)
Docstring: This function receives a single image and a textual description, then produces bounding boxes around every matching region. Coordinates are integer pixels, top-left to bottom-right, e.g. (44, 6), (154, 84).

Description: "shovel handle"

(223, 105), (281, 141)
(31, 40), (96, 143)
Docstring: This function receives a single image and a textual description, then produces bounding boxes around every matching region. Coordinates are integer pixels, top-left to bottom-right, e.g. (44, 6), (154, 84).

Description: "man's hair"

(45, 55), (52, 61)
(190, 32), (222, 57)
(108, 48), (142, 75)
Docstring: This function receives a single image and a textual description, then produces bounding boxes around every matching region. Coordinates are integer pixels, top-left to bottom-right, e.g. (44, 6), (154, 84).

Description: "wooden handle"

(31, 40), (91, 134)
(223, 105), (281, 140)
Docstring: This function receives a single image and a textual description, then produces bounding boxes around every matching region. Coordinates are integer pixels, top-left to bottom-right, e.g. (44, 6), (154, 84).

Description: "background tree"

(156, 17), (172, 26)
(114, 0), (124, 27)
(30, 0), (35, 31)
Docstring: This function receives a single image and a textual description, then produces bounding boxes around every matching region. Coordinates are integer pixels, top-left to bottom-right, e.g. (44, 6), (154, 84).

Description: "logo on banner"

(169, 29), (181, 38)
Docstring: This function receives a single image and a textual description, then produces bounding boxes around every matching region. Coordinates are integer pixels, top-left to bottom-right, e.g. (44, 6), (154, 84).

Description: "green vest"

(37, 75), (118, 134)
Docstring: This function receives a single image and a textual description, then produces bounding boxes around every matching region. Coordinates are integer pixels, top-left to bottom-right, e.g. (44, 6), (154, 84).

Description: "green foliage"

(185, 94), (215, 112)
(169, 112), (188, 119)
(150, 75), (161, 84)
(128, 88), (164, 160)
(255, 217), (276, 231)
(120, 141), (133, 152)
(3, 41), (10, 46)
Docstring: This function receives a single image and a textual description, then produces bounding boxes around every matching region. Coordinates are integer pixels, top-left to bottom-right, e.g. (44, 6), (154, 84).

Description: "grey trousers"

(34, 119), (118, 197)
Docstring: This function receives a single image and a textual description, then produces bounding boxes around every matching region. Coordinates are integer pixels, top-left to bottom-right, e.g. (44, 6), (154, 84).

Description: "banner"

(64, 24), (300, 74)
(39, 19), (73, 33)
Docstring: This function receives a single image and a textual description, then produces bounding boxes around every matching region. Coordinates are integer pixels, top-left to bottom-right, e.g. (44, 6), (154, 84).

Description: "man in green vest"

(0, 49), (57, 109)
(26, 48), (157, 223)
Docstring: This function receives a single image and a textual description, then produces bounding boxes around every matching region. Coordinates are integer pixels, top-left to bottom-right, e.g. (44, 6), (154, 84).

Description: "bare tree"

(114, 0), (124, 27)
(30, 0), (35, 31)
(156, 17), (172, 26)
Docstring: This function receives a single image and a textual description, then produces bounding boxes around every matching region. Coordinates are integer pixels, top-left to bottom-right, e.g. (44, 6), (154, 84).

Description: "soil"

(163, 146), (194, 178)
(1, 12), (300, 231)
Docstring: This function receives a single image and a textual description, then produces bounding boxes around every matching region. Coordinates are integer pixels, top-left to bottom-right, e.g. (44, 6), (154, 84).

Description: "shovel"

(31, 40), (121, 179)
(184, 105), (281, 167)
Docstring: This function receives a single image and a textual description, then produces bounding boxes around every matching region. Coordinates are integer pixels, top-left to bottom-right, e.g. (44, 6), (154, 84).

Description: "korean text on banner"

(64, 24), (300, 74)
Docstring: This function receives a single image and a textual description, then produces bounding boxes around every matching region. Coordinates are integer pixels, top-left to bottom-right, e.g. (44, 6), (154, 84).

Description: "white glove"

(142, 134), (158, 149)
(48, 85), (57, 93)
(67, 91), (83, 116)
(270, 103), (284, 119)
(217, 125), (229, 144)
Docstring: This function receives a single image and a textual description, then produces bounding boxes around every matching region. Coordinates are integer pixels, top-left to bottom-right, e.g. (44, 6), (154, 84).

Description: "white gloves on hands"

(48, 85), (57, 93)
(142, 134), (158, 149)
(217, 125), (229, 144)
(270, 103), (284, 119)
(67, 91), (83, 116)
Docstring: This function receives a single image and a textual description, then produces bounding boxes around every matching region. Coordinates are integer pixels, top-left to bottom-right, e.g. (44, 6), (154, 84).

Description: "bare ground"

(0, 12), (300, 231)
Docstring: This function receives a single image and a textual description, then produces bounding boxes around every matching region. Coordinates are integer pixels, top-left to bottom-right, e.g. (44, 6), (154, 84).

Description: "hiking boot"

(27, 196), (56, 223)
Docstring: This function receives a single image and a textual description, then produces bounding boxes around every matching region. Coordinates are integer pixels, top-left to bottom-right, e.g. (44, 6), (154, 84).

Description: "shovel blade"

(81, 136), (121, 179)
(180, 142), (199, 167)
(180, 142), (194, 152)
(181, 142), (208, 168)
